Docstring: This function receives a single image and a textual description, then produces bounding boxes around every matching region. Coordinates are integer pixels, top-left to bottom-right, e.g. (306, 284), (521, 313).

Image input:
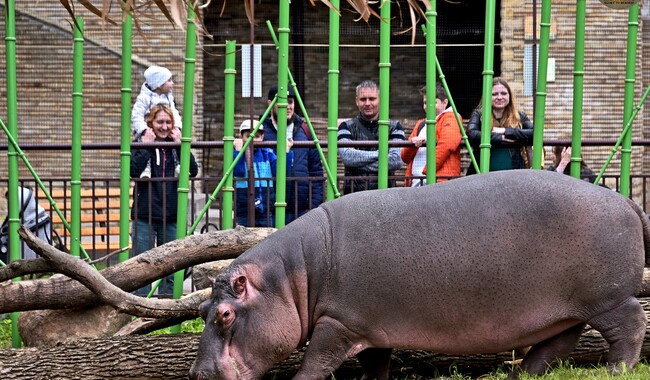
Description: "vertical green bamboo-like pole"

(222, 41), (236, 230)
(532, 0), (552, 170)
(620, 4), (639, 196)
(425, 4), (437, 184)
(570, 0), (586, 179)
(377, 0), (391, 189)
(327, 0), (340, 200)
(119, 7), (133, 262)
(70, 17), (84, 258)
(173, 4), (198, 313)
(5, 0), (22, 349)
(274, 0), (290, 228)
(480, 0), (497, 173)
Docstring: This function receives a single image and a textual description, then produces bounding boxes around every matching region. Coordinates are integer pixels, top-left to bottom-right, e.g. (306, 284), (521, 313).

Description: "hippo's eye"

(223, 310), (230, 318)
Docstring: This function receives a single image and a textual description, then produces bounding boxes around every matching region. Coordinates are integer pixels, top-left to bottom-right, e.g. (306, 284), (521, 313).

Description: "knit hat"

(267, 84), (296, 100)
(144, 66), (172, 90)
(240, 120), (262, 134)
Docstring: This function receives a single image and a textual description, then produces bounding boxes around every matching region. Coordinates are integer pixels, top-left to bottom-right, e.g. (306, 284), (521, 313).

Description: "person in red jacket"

(401, 84), (462, 186)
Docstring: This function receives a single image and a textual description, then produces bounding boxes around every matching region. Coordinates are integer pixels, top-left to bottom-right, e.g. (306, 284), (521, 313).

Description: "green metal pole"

(435, 58), (478, 173)
(327, 0), (340, 200)
(119, 7), (133, 262)
(594, 83), (650, 184)
(378, 0), (391, 189)
(265, 21), (339, 198)
(274, 0), (290, 228)
(70, 17), (84, 258)
(620, 4), (639, 197)
(188, 103), (276, 235)
(4, 0), (22, 349)
(171, 3), (198, 324)
(570, 0), (586, 179)
(420, 24), (478, 174)
(425, 5), (437, 184)
(221, 41), (236, 230)
(532, 0), (552, 170)
(480, 0), (497, 173)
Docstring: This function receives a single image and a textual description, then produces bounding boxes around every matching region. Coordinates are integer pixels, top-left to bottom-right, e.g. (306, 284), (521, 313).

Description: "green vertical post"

(620, 4), (639, 196)
(425, 5), (437, 184)
(70, 17), (84, 258)
(172, 3), (198, 315)
(119, 7), (133, 262)
(222, 41), (236, 230)
(5, 0), (22, 349)
(327, 0), (340, 200)
(532, 0), (552, 170)
(570, 0), (586, 179)
(377, 0), (391, 189)
(480, 0), (497, 173)
(274, 0), (290, 228)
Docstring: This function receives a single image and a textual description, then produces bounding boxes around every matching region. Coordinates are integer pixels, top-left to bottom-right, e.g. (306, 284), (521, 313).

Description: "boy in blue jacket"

(233, 120), (293, 227)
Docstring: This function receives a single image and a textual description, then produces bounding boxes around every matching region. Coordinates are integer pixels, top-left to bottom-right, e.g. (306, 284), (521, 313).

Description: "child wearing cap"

(131, 65), (182, 178)
(233, 119), (293, 227)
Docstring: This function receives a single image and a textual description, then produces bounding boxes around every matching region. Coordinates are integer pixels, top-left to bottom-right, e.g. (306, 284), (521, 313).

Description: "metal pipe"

(532, 0), (552, 170)
(378, 0), (391, 188)
(425, 5), (437, 184)
(70, 17), (84, 258)
(594, 83), (650, 184)
(620, 4), (640, 196)
(570, 0), (586, 179)
(480, 0), (497, 173)
(119, 5), (133, 263)
(4, 0), (21, 349)
(274, 0), (291, 227)
(188, 100), (277, 235)
(265, 21), (339, 198)
(221, 41), (236, 230)
(327, 0), (340, 200)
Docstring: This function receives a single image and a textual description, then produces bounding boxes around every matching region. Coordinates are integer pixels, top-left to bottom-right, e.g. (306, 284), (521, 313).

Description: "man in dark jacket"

(263, 84), (324, 223)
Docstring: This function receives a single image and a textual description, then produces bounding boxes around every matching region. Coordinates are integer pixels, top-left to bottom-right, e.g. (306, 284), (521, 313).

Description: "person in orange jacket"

(401, 84), (462, 186)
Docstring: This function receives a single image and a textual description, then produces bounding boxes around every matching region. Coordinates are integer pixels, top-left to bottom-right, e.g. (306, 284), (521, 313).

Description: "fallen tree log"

(0, 226), (275, 314)
(2, 315), (650, 380)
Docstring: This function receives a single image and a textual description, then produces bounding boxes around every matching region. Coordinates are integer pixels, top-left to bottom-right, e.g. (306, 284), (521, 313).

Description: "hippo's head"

(189, 263), (302, 380)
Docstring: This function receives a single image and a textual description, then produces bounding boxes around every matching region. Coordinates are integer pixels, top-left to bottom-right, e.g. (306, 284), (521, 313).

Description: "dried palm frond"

(61, 0), (433, 42)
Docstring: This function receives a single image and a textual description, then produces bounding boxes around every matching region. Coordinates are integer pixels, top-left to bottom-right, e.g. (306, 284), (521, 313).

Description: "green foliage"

(0, 317), (13, 349)
(148, 317), (205, 335)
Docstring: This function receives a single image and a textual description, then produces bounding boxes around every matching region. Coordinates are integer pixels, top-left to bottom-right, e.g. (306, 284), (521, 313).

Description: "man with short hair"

(262, 84), (323, 223)
(338, 80), (405, 193)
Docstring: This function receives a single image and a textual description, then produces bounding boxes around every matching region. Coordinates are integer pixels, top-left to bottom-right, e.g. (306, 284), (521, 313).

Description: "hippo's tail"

(625, 198), (650, 266)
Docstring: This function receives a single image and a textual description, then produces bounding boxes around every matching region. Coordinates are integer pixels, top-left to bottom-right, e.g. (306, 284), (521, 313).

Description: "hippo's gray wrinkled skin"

(189, 170), (649, 380)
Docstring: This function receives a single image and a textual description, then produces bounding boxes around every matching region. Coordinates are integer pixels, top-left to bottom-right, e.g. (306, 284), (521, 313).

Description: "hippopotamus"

(189, 169), (649, 379)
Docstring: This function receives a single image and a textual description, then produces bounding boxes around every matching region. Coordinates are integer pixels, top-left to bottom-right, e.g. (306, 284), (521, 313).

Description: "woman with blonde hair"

(466, 77), (533, 174)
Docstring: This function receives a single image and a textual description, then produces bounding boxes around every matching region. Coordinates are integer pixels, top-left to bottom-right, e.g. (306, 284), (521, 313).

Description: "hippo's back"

(314, 170), (645, 351)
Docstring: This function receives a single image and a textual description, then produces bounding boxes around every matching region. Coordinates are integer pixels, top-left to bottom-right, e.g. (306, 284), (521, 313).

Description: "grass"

(1, 316), (649, 379)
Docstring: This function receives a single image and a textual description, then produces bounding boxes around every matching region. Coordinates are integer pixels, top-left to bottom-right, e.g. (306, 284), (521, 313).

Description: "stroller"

(0, 187), (59, 263)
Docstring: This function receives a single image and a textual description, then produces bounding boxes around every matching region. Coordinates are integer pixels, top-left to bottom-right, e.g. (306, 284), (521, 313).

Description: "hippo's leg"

(356, 347), (392, 380)
(514, 322), (586, 378)
(292, 318), (358, 380)
(587, 297), (646, 375)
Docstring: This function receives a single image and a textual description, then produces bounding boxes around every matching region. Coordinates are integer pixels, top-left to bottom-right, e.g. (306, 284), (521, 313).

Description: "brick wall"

(0, 1), (203, 178)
